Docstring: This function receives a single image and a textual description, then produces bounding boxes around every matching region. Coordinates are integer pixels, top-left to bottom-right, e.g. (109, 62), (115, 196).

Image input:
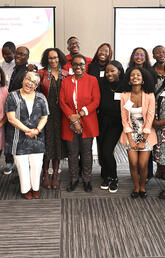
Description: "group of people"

(0, 37), (165, 200)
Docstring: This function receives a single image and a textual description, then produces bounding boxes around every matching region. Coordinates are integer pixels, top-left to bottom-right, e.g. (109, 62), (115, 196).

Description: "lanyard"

(72, 75), (78, 112)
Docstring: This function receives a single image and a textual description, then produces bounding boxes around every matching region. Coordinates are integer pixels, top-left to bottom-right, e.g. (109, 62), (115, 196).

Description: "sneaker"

(109, 178), (118, 193)
(100, 178), (109, 190)
(4, 163), (14, 175)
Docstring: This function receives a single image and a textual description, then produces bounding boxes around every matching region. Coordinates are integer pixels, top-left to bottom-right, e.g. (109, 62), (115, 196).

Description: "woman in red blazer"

(60, 54), (100, 192)
(120, 67), (157, 199)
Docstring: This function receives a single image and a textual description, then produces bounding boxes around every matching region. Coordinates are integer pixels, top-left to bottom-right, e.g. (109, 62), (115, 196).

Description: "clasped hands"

(69, 114), (83, 134)
(129, 140), (145, 150)
(25, 128), (39, 139)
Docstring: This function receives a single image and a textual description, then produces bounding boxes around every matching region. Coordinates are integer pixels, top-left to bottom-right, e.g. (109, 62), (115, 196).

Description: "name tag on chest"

(124, 99), (134, 111)
(100, 71), (105, 77)
(114, 93), (121, 100)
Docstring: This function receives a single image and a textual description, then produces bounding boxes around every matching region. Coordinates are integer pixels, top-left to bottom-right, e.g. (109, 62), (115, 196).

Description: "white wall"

(0, 0), (165, 57)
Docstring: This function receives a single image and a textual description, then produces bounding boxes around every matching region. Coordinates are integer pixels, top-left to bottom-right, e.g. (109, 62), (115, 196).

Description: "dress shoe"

(83, 182), (92, 192)
(139, 191), (147, 199)
(32, 190), (40, 199)
(131, 191), (139, 199)
(22, 190), (33, 200)
(66, 180), (79, 192)
(159, 191), (165, 199)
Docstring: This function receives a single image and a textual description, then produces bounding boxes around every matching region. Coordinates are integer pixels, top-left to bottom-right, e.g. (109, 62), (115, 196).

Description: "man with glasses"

(63, 36), (92, 75)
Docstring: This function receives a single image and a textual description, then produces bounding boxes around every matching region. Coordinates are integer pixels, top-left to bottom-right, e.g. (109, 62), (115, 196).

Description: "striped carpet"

(0, 142), (165, 257)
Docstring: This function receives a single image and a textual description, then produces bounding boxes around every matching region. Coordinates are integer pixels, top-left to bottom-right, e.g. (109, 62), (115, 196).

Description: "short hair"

(41, 48), (67, 68)
(152, 45), (165, 55)
(67, 36), (79, 45)
(2, 41), (16, 53)
(71, 54), (87, 65)
(91, 43), (112, 64)
(122, 67), (154, 93)
(128, 47), (151, 69)
(16, 46), (29, 56)
(106, 60), (124, 80)
(24, 71), (40, 87)
(0, 67), (6, 87)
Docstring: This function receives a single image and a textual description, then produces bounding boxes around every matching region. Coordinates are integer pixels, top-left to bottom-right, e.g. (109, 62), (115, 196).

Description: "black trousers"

(66, 134), (93, 183)
(99, 125), (122, 180)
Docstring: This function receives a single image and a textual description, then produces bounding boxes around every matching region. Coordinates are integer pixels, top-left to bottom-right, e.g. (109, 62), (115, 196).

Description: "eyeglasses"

(135, 54), (145, 58)
(68, 42), (80, 47)
(48, 56), (59, 60)
(25, 76), (38, 87)
(15, 51), (28, 56)
(72, 63), (86, 68)
(98, 49), (109, 54)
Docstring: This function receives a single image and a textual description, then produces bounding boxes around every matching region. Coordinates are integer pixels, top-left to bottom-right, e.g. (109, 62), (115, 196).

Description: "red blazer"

(120, 91), (157, 147)
(63, 54), (92, 73)
(60, 73), (100, 141)
(38, 68), (68, 99)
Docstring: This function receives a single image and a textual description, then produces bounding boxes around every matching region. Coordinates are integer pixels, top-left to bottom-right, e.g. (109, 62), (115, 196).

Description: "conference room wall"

(0, 0), (164, 57)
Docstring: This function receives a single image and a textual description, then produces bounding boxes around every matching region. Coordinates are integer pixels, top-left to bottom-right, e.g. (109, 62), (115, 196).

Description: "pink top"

(0, 87), (9, 150)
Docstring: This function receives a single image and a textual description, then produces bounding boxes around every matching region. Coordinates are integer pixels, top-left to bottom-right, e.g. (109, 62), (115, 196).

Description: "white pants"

(14, 153), (44, 194)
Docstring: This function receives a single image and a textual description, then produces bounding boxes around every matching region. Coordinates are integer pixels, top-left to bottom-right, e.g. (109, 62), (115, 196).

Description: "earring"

(142, 81), (144, 85)
(129, 81), (131, 85)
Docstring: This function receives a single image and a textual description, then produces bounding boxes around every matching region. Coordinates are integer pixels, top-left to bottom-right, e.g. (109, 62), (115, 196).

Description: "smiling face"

(22, 72), (39, 94)
(105, 64), (120, 83)
(15, 47), (29, 66)
(48, 50), (59, 69)
(67, 38), (80, 56)
(130, 69), (143, 87)
(153, 46), (165, 64)
(72, 57), (86, 78)
(98, 45), (110, 64)
(133, 48), (146, 67)
(2, 46), (15, 63)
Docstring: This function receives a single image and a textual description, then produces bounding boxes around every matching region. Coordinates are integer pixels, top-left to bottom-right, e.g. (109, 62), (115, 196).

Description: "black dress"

(45, 76), (67, 160)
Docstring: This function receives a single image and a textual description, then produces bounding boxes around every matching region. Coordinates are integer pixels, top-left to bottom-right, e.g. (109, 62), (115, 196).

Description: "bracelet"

(35, 127), (40, 134)
(72, 120), (80, 125)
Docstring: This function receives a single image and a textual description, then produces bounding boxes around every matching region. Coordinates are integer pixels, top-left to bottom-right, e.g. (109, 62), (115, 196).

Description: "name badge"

(100, 71), (105, 77)
(124, 99), (134, 111)
(69, 68), (74, 75)
(114, 93), (121, 100)
(160, 91), (165, 97)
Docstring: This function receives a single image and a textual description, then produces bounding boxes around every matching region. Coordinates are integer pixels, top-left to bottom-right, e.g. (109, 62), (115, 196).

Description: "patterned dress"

(45, 76), (67, 160)
(153, 76), (165, 165)
(126, 107), (152, 151)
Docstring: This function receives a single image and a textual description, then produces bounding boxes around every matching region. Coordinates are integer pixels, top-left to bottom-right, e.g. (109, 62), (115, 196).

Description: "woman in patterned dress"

(120, 67), (157, 199)
(152, 45), (165, 199)
(38, 48), (68, 189)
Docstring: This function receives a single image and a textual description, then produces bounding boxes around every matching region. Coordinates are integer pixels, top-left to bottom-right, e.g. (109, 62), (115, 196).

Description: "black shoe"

(83, 182), (92, 192)
(131, 191), (139, 199)
(139, 191), (147, 199)
(109, 178), (118, 193)
(159, 191), (165, 199)
(100, 178), (109, 190)
(66, 180), (79, 192)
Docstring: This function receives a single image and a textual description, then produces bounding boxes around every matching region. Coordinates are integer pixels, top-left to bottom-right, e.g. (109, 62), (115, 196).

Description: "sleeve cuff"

(82, 106), (88, 116)
(124, 127), (132, 133)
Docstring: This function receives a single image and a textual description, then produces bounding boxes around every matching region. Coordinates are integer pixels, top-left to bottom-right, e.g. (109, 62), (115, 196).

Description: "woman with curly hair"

(120, 67), (157, 199)
(38, 48), (68, 190)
